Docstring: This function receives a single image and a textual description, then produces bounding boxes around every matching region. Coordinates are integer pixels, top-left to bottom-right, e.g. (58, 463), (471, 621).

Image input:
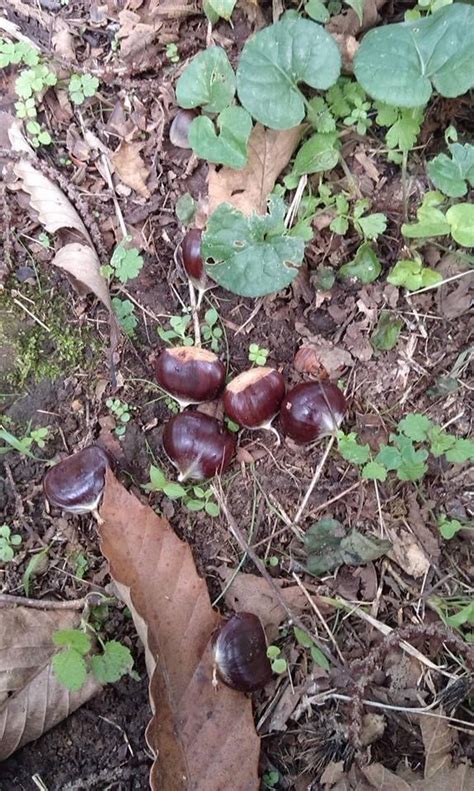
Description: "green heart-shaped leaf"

(188, 107), (252, 168)
(428, 142), (474, 198)
(355, 5), (474, 108)
(292, 132), (340, 176)
(236, 14), (341, 129)
(203, 197), (305, 297)
(176, 46), (236, 113)
(446, 203), (474, 247)
(339, 243), (381, 284)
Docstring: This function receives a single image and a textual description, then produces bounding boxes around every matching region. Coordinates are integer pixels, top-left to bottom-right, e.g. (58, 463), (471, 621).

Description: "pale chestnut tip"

(162, 411), (236, 482)
(280, 382), (347, 444)
(223, 367), (285, 445)
(43, 445), (111, 515)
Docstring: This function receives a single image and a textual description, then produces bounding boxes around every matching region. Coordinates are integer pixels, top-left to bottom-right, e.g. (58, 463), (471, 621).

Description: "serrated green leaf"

(354, 5), (474, 108)
(396, 441), (429, 481)
(361, 461), (387, 481)
(292, 132), (340, 176)
(428, 142), (474, 197)
(427, 427), (456, 458)
(445, 438), (474, 463)
(398, 413), (433, 441)
(163, 482), (186, 499)
(52, 649), (88, 691)
(337, 432), (371, 464)
(355, 213), (387, 241)
(53, 628), (92, 654)
(387, 259), (442, 291)
(384, 108), (423, 152)
(446, 203), (474, 247)
(176, 47), (236, 113)
(90, 641), (133, 684)
(188, 107), (252, 168)
(110, 242), (144, 283)
(375, 445), (401, 471)
(339, 243), (381, 284)
(203, 197), (305, 297)
(330, 215), (349, 235)
(371, 310), (402, 351)
(236, 15), (341, 129)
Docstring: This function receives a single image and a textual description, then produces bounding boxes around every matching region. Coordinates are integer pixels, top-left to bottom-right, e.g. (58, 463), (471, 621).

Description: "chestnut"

(223, 367), (285, 444)
(280, 382), (347, 444)
(169, 108), (198, 149)
(155, 346), (226, 407)
(162, 411), (235, 481)
(213, 612), (272, 693)
(179, 229), (214, 306)
(43, 445), (111, 514)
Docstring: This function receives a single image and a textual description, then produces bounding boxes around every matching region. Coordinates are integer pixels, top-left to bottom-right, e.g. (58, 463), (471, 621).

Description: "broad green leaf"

(446, 602), (474, 629)
(445, 438), (474, 463)
(90, 641), (134, 683)
(310, 644), (331, 670)
(384, 107), (424, 152)
(361, 461), (387, 481)
(293, 626), (313, 648)
(205, 0), (237, 21)
(339, 243), (381, 284)
(304, 519), (346, 576)
(163, 482), (187, 499)
(52, 649), (87, 692)
(305, 0), (330, 23)
(427, 427), (456, 458)
(355, 213), (387, 240)
(202, 197), (305, 297)
(176, 47), (236, 113)
(375, 445), (401, 471)
(292, 132), (340, 176)
(398, 413), (433, 441)
(53, 629), (92, 655)
(345, 0), (364, 23)
(339, 530), (392, 566)
(354, 5), (474, 107)
(236, 14), (341, 129)
(143, 465), (167, 492)
(428, 142), (474, 197)
(401, 191), (450, 239)
(188, 107), (252, 168)
(395, 438), (429, 481)
(387, 259), (442, 291)
(205, 501), (220, 517)
(371, 310), (402, 351)
(337, 431), (371, 465)
(446, 203), (474, 247)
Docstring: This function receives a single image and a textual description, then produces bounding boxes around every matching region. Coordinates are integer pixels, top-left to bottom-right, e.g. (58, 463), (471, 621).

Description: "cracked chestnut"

(280, 382), (347, 444)
(43, 445), (111, 514)
(155, 346), (226, 407)
(213, 612), (272, 693)
(162, 411), (235, 481)
(223, 367), (285, 443)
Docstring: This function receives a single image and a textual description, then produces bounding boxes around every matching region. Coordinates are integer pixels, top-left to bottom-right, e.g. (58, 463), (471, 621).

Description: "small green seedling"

(437, 515), (472, 540)
(201, 308), (223, 352)
(330, 196), (387, 241)
(102, 238), (144, 284)
(0, 524), (22, 563)
(106, 398), (132, 438)
(52, 625), (135, 692)
(248, 344), (269, 367)
(0, 38), (40, 68)
(157, 314), (193, 346)
(143, 465), (220, 517)
(225, 417), (240, 433)
(69, 551), (89, 580)
(68, 73), (100, 105)
(23, 545), (50, 596)
(266, 645), (287, 674)
(112, 297), (138, 337)
(25, 119), (52, 148)
(15, 63), (57, 99)
(0, 423), (51, 460)
(15, 97), (36, 119)
(293, 626), (330, 670)
(165, 43), (180, 63)
(262, 770), (281, 789)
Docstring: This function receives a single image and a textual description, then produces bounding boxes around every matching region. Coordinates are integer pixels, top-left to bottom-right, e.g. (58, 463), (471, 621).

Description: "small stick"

(0, 593), (101, 609)
(211, 481), (339, 667)
(292, 572), (345, 663)
(406, 269), (473, 296)
(12, 297), (51, 332)
(293, 435), (336, 525)
(189, 280), (201, 346)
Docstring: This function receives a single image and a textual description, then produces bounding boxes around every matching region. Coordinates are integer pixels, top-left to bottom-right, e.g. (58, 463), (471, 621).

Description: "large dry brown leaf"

(52, 243), (111, 311)
(0, 606), (102, 761)
(208, 123), (304, 216)
(99, 471), (260, 791)
(112, 141), (151, 198)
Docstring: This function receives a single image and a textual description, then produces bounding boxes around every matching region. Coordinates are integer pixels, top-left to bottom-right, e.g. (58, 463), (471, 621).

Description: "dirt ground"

(0, 0), (473, 789)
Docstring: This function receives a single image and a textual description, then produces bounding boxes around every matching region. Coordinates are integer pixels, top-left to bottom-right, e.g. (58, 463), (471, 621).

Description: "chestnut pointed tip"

(280, 382), (347, 444)
(163, 411), (235, 482)
(223, 368), (285, 432)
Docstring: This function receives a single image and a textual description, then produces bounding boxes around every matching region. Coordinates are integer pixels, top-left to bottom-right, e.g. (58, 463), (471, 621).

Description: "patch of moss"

(0, 287), (102, 390)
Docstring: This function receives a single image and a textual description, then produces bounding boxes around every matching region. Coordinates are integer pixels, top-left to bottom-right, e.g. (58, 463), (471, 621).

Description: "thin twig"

(407, 269), (473, 296)
(0, 593), (101, 609)
(211, 480), (340, 667)
(294, 435), (336, 525)
(12, 297), (51, 332)
(291, 572), (345, 663)
(189, 280), (201, 346)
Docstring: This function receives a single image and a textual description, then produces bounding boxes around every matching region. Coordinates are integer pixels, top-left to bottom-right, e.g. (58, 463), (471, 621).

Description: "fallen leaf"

(0, 606), (102, 761)
(208, 123), (303, 216)
(331, 33), (359, 72)
(112, 141), (151, 198)
(116, 10), (161, 69)
(327, 0), (387, 35)
(420, 716), (454, 779)
(52, 243), (112, 311)
(294, 339), (353, 379)
(99, 471), (260, 791)
(343, 320), (373, 362)
(389, 528), (430, 579)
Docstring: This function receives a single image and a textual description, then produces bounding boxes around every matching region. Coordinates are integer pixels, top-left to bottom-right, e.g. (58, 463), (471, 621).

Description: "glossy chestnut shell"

(43, 445), (111, 514)
(162, 411), (235, 481)
(213, 612), (272, 693)
(280, 382), (347, 444)
(223, 368), (285, 428)
(180, 229), (206, 289)
(155, 346), (225, 406)
(169, 108), (198, 149)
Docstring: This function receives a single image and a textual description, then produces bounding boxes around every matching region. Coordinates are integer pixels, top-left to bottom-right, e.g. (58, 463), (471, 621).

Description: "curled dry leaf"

(111, 141), (151, 198)
(52, 243), (112, 310)
(99, 471), (260, 791)
(208, 123), (304, 216)
(0, 606), (102, 761)
(294, 342), (353, 379)
(327, 0), (388, 36)
(389, 528), (430, 579)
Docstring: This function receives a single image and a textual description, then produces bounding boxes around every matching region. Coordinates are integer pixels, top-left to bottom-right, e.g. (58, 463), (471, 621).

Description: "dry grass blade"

(99, 471), (260, 791)
(208, 123), (304, 216)
(0, 606), (102, 761)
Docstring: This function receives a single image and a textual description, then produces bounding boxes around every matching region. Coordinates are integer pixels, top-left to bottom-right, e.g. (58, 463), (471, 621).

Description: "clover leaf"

(188, 107), (252, 168)
(236, 14), (340, 129)
(202, 196), (305, 297)
(176, 47), (236, 113)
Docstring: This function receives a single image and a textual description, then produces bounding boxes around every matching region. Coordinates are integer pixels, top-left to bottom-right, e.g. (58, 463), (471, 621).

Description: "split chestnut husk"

(155, 346), (225, 408)
(43, 445), (111, 514)
(280, 382), (347, 444)
(162, 411), (235, 481)
(213, 612), (272, 693)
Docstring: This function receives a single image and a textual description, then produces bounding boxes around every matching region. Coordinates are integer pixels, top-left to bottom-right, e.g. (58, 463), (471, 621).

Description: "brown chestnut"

(169, 108), (198, 149)
(223, 367), (285, 444)
(179, 229), (214, 306)
(155, 346), (226, 408)
(43, 445), (111, 514)
(213, 612), (272, 693)
(280, 382), (347, 444)
(162, 411), (235, 481)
